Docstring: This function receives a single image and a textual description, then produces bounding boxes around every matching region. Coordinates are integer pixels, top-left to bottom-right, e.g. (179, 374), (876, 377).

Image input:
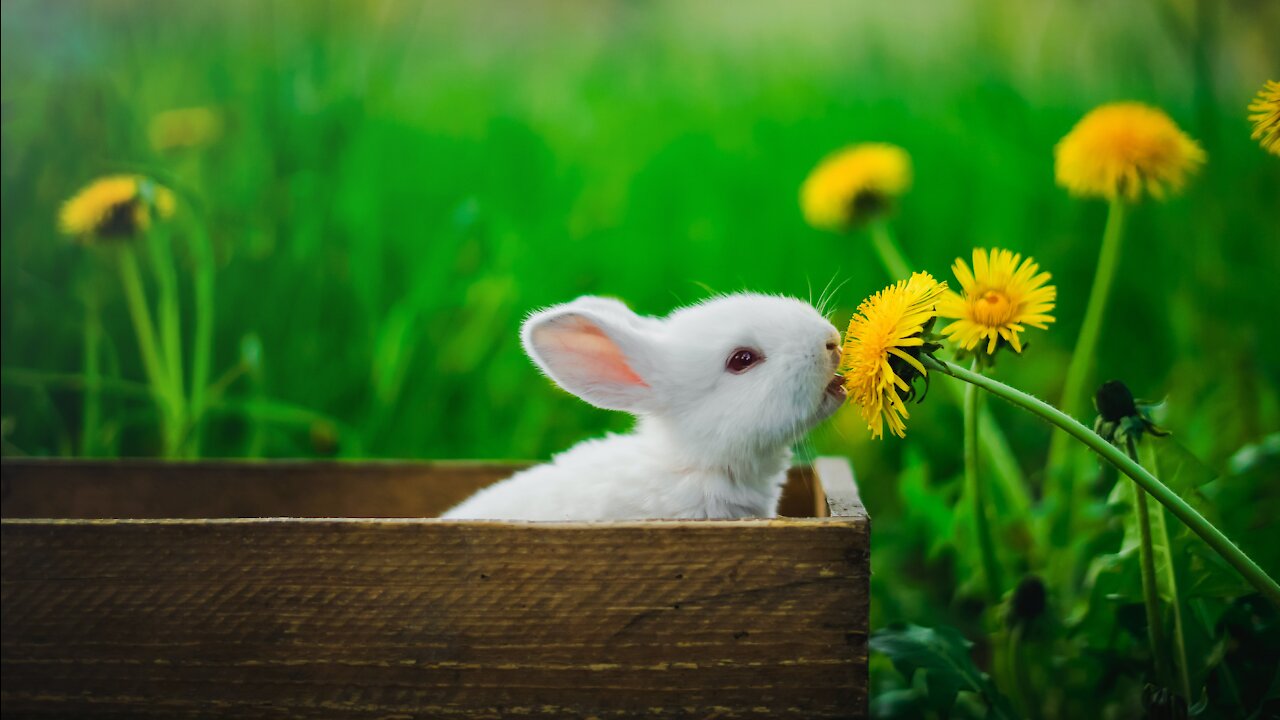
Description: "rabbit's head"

(522, 294), (844, 460)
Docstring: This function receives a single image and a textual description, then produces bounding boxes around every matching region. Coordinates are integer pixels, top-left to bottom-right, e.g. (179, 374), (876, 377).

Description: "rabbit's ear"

(522, 298), (660, 413)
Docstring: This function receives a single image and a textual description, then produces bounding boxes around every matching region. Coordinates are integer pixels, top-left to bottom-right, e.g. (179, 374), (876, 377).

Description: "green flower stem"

(1140, 439), (1192, 703)
(923, 355), (1280, 606)
(979, 415), (1030, 516)
(1008, 624), (1040, 720)
(246, 349), (267, 458)
(866, 222), (1031, 518)
(1126, 437), (1172, 689)
(1046, 198), (1127, 498)
(188, 223), (216, 456)
(117, 248), (170, 402)
(81, 286), (103, 456)
(117, 247), (181, 456)
(867, 220), (912, 281)
(146, 225), (188, 453)
(965, 360), (1003, 601)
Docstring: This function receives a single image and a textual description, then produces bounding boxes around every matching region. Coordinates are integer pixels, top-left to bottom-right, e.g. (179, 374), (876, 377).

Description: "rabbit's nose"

(825, 334), (842, 366)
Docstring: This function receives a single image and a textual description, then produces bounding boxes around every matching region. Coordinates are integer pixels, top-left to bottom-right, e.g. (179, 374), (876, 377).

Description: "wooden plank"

(1, 515), (869, 718)
(776, 464), (820, 518)
(813, 457), (865, 520)
(1, 460), (827, 520)
(1, 459), (519, 519)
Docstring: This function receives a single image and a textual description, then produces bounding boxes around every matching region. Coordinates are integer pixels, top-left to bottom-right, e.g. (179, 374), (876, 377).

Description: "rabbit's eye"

(726, 347), (763, 374)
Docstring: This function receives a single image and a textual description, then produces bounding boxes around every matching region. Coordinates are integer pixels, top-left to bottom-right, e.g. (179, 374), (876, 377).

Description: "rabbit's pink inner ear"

(534, 317), (649, 388)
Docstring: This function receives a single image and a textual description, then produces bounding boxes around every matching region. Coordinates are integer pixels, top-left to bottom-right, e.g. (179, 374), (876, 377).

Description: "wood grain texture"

(1, 460), (829, 520)
(0, 459), (521, 519)
(812, 457), (862, 519)
(1, 458), (868, 719)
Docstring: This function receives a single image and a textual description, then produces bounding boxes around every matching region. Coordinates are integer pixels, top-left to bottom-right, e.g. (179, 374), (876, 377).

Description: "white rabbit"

(441, 293), (846, 520)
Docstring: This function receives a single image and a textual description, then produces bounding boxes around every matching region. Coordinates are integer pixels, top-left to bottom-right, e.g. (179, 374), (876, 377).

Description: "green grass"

(3, 1), (1279, 716)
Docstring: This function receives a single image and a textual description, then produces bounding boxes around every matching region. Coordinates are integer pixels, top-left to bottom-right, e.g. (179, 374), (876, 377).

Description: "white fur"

(442, 293), (844, 520)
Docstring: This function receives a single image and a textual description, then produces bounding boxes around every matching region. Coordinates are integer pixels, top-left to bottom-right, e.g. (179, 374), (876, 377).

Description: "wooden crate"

(1, 457), (869, 719)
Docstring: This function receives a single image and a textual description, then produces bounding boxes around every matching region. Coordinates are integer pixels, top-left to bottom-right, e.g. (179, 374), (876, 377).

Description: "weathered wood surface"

(813, 457), (862, 520)
(0, 459), (520, 519)
(1, 459), (827, 520)
(0, 458), (869, 719)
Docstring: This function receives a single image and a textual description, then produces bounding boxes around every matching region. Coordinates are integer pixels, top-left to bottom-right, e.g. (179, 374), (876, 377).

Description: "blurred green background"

(2, 0), (1279, 713)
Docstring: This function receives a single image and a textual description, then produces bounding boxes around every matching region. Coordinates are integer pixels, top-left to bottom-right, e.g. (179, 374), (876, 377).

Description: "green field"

(3, 1), (1278, 716)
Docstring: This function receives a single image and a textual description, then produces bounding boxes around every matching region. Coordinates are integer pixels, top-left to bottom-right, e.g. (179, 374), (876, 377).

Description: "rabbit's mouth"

(814, 374), (847, 420)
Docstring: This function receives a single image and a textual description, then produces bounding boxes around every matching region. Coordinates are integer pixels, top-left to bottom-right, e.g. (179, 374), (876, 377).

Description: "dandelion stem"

(117, 249), (170, 403)
(1047, 198), (1127, 506)
(966, 360), (1003, 601)
(923, 355), (1280, 607)
(81, 285), (103, 456)
(189, 222), (216, 456)
(865, 223), (1031, 518)
(118, 247), (181, 457)
(867, 221), (912, 281)
(1125, 436), (1172, 690)
(980, 414), (1030, 516)
(1008, 624), (1040, 720)
(1139, 438), (1192, 703)
(146, 224), (188, 455)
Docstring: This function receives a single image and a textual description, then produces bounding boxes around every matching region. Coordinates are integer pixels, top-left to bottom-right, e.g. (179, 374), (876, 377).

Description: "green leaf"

(868, 687), (928, 719)
(1147, 435), (1218, 518)
(1070, 548), (1144, 643)
(1106, 461), (1246, 602)
(371, 301), (419, 406)
(1, 367), (154, 400)
(870, 623), (1019, 719)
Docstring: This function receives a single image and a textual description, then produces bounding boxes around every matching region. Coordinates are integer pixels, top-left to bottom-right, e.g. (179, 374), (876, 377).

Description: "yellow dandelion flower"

(1248, 80), (1280, 156)
(58, 175), (176, 241)
(801, 143), (912, 230)
(1054, 102), (1205, 202)
(148, 106), (224, 152)
(841, 271), (946, 439)
(938, 248), (1056, 355)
